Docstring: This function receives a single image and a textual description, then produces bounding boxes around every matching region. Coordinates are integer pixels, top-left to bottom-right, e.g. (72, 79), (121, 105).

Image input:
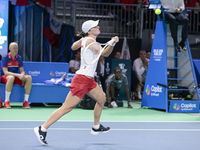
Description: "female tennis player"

(34, 20), (119, 145)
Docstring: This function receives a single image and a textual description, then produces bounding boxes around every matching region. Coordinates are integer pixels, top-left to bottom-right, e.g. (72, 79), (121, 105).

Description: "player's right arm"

(71, 38), (83, 51)
(106, 85), (111, 101)
(86, 39), (101, 54)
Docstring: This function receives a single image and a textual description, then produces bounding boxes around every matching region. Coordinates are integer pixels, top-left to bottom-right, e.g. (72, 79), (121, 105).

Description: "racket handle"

(157, 83), (168, 88)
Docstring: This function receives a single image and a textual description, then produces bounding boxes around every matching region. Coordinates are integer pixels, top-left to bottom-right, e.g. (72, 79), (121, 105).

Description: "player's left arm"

(125, 85), (130, 101)
(123, 75), (131, 106)
(125, 84), (132, 107)
(101, 36), (119, 57)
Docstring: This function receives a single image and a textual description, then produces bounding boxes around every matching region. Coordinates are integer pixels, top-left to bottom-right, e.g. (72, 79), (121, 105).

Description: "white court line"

(0, 120), (200, 123)
(0, 128), (200, 131)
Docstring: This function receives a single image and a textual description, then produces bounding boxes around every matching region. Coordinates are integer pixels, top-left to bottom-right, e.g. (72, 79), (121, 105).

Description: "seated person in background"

(135, 0), (142, 5)
(189, 1), (200, 31)
(146, 51), (151, 60)
(106, 67), (133, 108)
(135, 0), (152, 29)
(142, 0), (149, 5)
(0, 42), (32, 108)
(160, 0), (189, 52)
(131, 68), (143, 100)
(69, 50), (81, 73)
(120, 0), (135, 26)
(114, 51), (122, 59)
(133, 50), (149, 100)
(185, 0), (197, 7)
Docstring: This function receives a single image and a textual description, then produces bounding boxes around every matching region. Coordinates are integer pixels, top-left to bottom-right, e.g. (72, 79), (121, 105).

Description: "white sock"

(24, 94), (29, 102)
(41, 125), (47, 132)
(5, 91), (11, 102)
(93, 124), (100, 129)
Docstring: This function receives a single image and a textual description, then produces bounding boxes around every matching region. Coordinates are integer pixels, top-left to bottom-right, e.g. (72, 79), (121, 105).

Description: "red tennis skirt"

(70, 74), (97, 98)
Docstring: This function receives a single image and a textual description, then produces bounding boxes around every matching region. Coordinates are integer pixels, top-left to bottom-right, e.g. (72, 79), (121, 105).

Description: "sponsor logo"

(106, 62), (110, 75)
(0, 18), (7, 45)
(118, 63), (127, 75)
(173, 103), (180, 110)
(180, 103), (196, 111)
(173, 103), (197, 111)
(50, 72), (55, 76)
(150, 85), (162, 97)
(0, 18), (4, 28)
(28, 71), (40, 76)
(153, 49), (163, 56)
(153, 49), (163, 61)
(40, 135), (44, 140)
(50, 71), (67, 77)
(145, 85), (150, 95)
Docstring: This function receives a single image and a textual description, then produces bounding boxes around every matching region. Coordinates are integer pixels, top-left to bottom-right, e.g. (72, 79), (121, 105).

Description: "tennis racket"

(82, 41), (109, 65)
(157, 83), (169, 88)
(157, 83), (200, 89)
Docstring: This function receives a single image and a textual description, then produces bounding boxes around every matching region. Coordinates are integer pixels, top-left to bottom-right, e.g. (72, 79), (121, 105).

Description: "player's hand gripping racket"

(82, 39), (115, 65)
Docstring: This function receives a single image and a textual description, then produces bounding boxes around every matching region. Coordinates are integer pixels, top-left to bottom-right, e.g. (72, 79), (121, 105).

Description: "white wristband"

(107, 39), (116, 46)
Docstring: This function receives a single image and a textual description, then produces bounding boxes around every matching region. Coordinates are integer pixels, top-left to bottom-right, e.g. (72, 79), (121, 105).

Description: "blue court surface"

(0, 121), (200, 150)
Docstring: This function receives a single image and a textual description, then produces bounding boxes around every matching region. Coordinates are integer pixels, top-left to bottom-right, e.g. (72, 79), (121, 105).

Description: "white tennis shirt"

(160, 0), (185, 13)
(76, 37), (99, 77)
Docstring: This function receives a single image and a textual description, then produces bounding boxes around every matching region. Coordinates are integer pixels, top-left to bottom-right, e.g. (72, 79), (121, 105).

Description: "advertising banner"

(188, 33), (200, 59)
(169, 100), (199, 113)
(149, 0), (161, 4)
(149, 0), (161, 9)
(23, 62), (69, 83)
(0, 0), (9, 57)
(141, 21), (168, 110)
(193, 59), (200, 83)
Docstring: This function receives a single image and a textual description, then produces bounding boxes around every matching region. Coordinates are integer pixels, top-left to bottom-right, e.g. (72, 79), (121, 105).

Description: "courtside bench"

(0, 62), (70, 103)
